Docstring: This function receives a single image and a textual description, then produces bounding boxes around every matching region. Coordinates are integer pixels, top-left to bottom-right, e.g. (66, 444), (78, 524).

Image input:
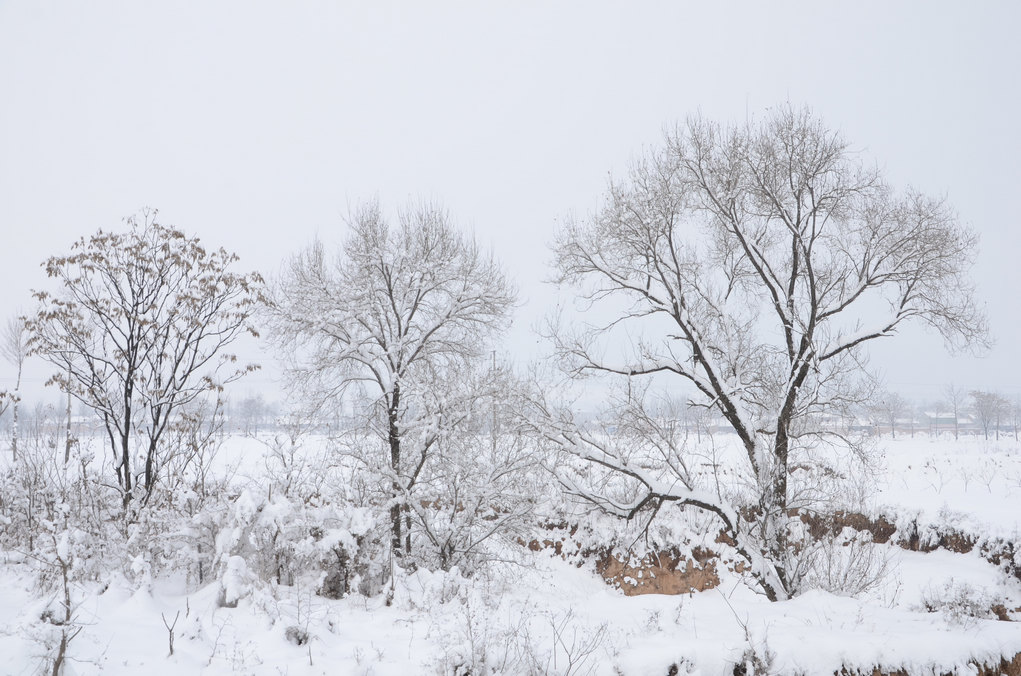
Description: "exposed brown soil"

(799, 510), (897, 544)
(522, 526), (744, 596)
(798, 510), (1019, 585)
(595, 549), (720, 595)
(832, 651), (1021, 676)
(525, 510), (1020, 620)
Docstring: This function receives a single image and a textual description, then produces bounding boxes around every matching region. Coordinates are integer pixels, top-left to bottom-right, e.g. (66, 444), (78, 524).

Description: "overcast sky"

(1, 1), (1018, 403)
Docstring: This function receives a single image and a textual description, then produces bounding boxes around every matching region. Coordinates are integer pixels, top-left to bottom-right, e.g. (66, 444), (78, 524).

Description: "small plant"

(529, 609), (609, 676)
(732, 626), (775, 676)
(284, 625), (309, 646)
(666, 660), (696, 675)
(162, 611), (180, 656)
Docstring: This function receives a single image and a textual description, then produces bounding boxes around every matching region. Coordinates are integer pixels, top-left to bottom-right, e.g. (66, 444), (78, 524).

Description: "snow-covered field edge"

(1, 434), (1020, 675)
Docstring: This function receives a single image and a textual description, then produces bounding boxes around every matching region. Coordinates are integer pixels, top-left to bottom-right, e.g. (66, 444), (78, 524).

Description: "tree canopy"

(27, 211), (262, 504)
(549, 105), (987, 600)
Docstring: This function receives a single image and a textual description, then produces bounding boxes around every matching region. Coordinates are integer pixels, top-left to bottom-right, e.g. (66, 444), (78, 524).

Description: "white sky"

(1, 1), (1019, 404)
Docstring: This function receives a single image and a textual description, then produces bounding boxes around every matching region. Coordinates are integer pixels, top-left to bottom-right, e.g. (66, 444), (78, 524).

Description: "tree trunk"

(64, 383), (72, 464)
(388, 383), (403, 560)
(144, 436), (159, 503)
(121, 429), (133, 507)
(10, 396), (17, 462)
(10, 362), (20, 461)
(121, 366), (135, 506)
(51, 632), (68, 676)
(767, 424), (792, 597)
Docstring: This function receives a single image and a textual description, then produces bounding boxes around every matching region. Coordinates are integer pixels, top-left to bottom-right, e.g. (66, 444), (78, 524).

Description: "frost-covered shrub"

(0, 437), (81, 553)
(919, 578), (998, 625)
(0, 445), (59, 553)
(429, 597), (610, 676)
(212, 488), (387, 598)
(430, 598), (532, 676)
(218, 555), (254, 607)
(409, 430), (545, 575)
(160, 483), (234, 586)
(34, 522), (104, 592)
(785, 524), (891, 597)
(315, 518), (386, 598)
(0, 436), (114, 592)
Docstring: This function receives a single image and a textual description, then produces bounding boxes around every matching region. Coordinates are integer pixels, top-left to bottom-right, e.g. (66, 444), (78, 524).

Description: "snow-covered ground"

(876, 435), (1021, 537)
(2, 434), (1020, 675)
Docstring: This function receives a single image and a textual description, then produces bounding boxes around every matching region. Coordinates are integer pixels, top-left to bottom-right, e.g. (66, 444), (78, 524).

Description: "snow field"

(1, 434), (1020, 675)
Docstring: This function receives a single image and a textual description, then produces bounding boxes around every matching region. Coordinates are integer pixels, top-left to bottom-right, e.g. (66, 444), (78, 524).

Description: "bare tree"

(267, 201), (516, 567)
(234, 393), (268, 435)
(970, 390), (1009, 441)
(944, 383), (967, 440)
(549, 105), (986, 600)
(1, 315), (29, 460)
(994, 393), (1009, 441)
(1012, 395), (1021, 442)
(26, 210), (263, 507)
(872, 391), (908, 439)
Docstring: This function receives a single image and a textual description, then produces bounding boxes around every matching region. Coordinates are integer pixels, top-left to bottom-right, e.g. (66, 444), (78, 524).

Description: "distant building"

(921, 411), (976, 435)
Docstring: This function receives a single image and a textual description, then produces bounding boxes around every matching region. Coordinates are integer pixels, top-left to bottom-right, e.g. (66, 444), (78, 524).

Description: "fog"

(1, 1), (1018, 403)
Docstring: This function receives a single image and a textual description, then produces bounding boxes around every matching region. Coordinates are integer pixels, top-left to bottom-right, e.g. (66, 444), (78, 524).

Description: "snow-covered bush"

(429, 594), (533, 675)
(427, 592), (610, 676)
(781, 522), (892, 598)
(212, 487), (387, 601)
(0, 432), (112, 590)
(0, 436), (62, 553)
(919, 578), (998, 626)
(408, 426), (546, 574)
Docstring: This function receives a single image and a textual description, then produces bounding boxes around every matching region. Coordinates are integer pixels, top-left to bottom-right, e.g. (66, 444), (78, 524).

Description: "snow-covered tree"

(267, 201), (517, 568)
(234, 393), (269, 435)
(1, 315), (28, 461)
(548, 105), (987, 600)
(1011, 396), (1021, 442)
(970, 390), (1009, 441)
(943, 383), (967, 440)
(26, 210), (263, 506)
(871, 391), (909, 438)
